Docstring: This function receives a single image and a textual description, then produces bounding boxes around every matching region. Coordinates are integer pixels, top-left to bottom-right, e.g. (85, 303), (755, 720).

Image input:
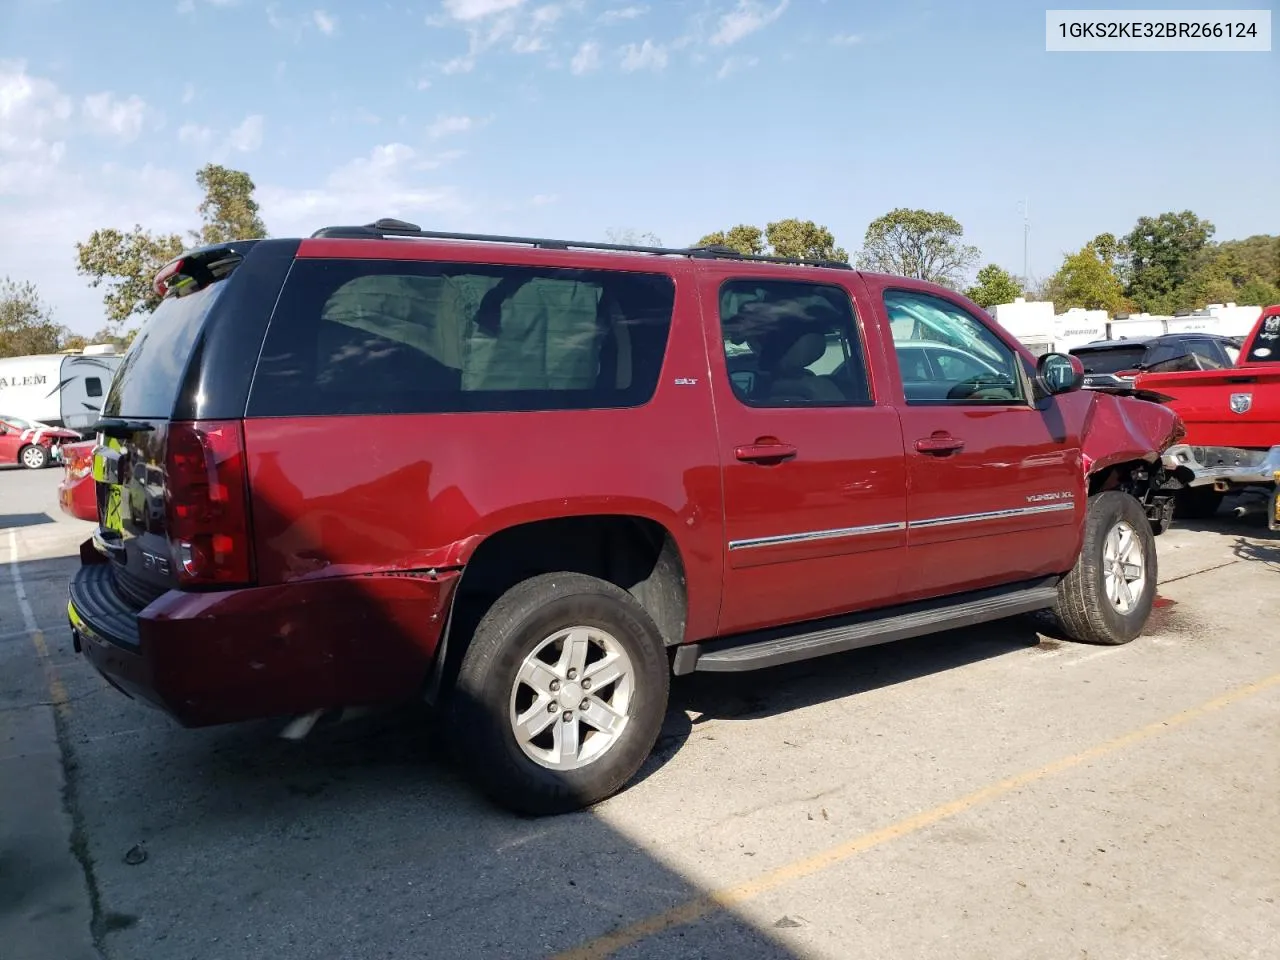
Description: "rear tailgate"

(91, 247), (250, 606)
(1134, 366), (1280, 449)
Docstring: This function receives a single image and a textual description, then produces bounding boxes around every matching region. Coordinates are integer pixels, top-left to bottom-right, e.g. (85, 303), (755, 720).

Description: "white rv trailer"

(0, 351), (122, 431)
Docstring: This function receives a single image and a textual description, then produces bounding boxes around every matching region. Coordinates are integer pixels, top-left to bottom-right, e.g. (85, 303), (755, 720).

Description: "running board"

(673, 577), (1060, 675)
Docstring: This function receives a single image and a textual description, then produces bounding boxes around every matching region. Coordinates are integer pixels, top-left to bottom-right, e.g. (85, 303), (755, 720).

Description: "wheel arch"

(425, 512), (691, 704)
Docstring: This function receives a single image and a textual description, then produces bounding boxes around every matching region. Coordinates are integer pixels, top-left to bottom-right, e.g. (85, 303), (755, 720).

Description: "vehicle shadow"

(666, 619), (1040, 728)
(13, 546), (804, 960)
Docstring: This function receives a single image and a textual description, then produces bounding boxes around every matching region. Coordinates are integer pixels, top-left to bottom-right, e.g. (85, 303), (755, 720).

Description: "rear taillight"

(66, 447), (93, 481)
(164, 420), (253, 587)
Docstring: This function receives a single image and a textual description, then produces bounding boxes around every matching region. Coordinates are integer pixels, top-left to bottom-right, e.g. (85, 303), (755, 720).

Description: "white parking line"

(6, 529), (38, 636)
(6, 528), (69, 714)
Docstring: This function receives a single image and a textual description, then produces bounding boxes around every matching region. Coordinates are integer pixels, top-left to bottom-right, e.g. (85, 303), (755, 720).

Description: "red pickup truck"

(1137, 305), (1280, 519)
(67, 221), (1184, 814)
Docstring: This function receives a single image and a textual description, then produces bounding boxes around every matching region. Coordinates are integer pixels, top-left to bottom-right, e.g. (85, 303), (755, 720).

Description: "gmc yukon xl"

(68, 220), (1184, 815)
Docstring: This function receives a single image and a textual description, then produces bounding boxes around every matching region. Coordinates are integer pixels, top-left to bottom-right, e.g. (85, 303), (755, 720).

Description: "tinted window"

(1245, 313), (1280, 363)
(1072, 346), (1147, 374)
(1184, 339), (1230, 370)
(719, 279), (870, 407)
(249, 259), (675, 417)
(85, 377), (103, 398)
(102, 282), (226, 419)
(884, 289), (1024, 404)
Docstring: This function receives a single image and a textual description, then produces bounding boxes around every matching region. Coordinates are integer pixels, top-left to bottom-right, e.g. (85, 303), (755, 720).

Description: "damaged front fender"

(1080, 391), (1185, 479)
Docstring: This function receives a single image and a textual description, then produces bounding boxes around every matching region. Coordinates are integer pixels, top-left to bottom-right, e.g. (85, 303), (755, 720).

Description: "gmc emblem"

(141, 550), (171, 576)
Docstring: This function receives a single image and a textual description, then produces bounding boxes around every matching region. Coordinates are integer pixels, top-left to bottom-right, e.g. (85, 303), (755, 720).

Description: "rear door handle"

(735, 442), (798, 464)
(915, 435), (965, 455)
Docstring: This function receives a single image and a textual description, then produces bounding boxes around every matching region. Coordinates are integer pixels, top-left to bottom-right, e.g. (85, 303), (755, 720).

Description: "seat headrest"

(776, 331), (826, 374)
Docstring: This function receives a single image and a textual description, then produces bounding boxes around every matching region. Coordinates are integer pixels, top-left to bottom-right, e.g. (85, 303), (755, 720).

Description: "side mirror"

(1038, 352), (1084, 395)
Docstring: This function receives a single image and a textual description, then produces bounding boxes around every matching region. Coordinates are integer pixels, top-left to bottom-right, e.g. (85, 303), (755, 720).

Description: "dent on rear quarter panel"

(1080, 392), (1184, 476)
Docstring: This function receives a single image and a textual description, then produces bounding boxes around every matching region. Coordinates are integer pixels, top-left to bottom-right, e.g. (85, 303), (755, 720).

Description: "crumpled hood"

(1080, 389), (1185, 477)
(19, 425), (82, 444)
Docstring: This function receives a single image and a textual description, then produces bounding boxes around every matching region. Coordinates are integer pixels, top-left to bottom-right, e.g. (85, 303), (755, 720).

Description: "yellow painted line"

(30, 629), (71, 718)
(552, 670), (1280, 960)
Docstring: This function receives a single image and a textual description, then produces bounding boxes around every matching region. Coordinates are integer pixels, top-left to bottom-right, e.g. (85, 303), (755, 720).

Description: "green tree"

(191, 163), (268, 246)
(965, 264), (1024, 307)
(75, 226), (184, 324)
(1239, 278), (1280, 307)
(764, 218), (848, 262)
(696, 219), (848, 262)
(605, 227), (663, 247)
(696, 224), (765, 256)
(76, 164), (268, 324)
(856, 208), (980, 289)
(0, 278), (65, 358)
(1120, 210), (1215, 312)
(1045, 242), (1131, 313)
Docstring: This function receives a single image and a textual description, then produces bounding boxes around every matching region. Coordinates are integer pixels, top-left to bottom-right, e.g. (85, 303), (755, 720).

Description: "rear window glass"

(1072, 347), (1147, 374)
(248, 259), (676, 417)
(1245, 314), (1280, 363)
(101, 283), (226, 419)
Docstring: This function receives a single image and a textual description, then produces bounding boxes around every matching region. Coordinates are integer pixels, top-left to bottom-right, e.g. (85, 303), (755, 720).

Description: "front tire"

(19, 444), (49, 469)
(1052, 491), (1157, 645)
(447, 572), (670, 816)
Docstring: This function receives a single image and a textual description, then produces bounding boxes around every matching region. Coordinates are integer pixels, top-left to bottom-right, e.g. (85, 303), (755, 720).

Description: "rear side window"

(85, 377), (103, 398)
(102, 283), (226, 419)
(718, 278), (871, 407)
(248, 259), (676, 416)
(1246, 313), (1280, 363)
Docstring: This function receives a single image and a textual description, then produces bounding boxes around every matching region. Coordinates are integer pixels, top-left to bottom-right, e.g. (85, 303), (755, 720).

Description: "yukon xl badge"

(1230, 392), (1253, 415)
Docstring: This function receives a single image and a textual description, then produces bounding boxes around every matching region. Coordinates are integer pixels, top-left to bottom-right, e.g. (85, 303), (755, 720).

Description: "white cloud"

(599, 4), (647, 22)
(181, 82), (196, 104)
(531, 192), (559, 206)
(619, 39), (667, 72)
(532, 4), (562, 25)
(177, 123), (213, 146)
(831, 33), (861, 45)
(716, 55), (758, 79)
(710, 0), (789, 46)
(81, 92), (148, 142)
(226, 114), (264, 152)
(513, 34), (547, 52)
(313, 9), (337, 34)
(415, 77), (433, 90)
(570, 40), (601, 74)
(426, 114), (475, 139)
(0, 59), (73, 163)
(259, 142), (468, 237)
(442, 0), (525, 21)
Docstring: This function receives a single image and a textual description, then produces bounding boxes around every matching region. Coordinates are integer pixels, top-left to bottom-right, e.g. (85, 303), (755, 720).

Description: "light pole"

(1017, 198), (1030, 289)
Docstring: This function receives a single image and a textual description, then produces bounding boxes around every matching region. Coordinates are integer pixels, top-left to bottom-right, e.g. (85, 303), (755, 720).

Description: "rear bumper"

(1161, 444), (1280, 489)
(68, 549), (460, 727)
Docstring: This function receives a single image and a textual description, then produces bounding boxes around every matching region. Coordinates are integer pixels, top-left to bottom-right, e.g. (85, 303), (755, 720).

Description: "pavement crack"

(1159, 559), (1242, 586)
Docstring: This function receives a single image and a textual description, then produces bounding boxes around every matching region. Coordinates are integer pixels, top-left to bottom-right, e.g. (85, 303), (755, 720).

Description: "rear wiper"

(92, 417), (156, 438)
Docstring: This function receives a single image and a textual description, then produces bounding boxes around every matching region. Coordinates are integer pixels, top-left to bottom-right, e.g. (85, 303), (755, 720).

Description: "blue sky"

(1, 0), (1276, 335)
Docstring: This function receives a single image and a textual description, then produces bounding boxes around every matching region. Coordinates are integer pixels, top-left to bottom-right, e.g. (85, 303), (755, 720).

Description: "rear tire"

(447, 572), (670, 816)
(1173, 486), (1224, 520)
(19, 444), (49, 470)
(1051, 491), (1157, 646)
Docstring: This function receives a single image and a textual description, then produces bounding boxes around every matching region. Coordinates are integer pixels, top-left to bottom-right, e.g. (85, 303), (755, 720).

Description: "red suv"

(68, 220), (1183, 815)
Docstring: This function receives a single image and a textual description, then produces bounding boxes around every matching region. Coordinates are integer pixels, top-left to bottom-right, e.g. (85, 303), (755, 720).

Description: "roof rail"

(309, 218), (855, 271)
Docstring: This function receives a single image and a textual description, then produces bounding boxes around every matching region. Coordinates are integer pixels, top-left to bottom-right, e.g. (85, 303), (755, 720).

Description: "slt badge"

(1229, 392), (1253, 415)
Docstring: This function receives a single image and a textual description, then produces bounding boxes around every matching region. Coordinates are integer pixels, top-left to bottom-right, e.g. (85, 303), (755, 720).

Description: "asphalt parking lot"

(2, 464), (1278, 960)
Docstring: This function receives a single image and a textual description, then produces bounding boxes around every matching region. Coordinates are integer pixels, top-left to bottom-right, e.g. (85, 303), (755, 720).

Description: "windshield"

(0, 415), (44, 430)
(1245, 314), (1280, 363)
(1073, 347), (1147, 374)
